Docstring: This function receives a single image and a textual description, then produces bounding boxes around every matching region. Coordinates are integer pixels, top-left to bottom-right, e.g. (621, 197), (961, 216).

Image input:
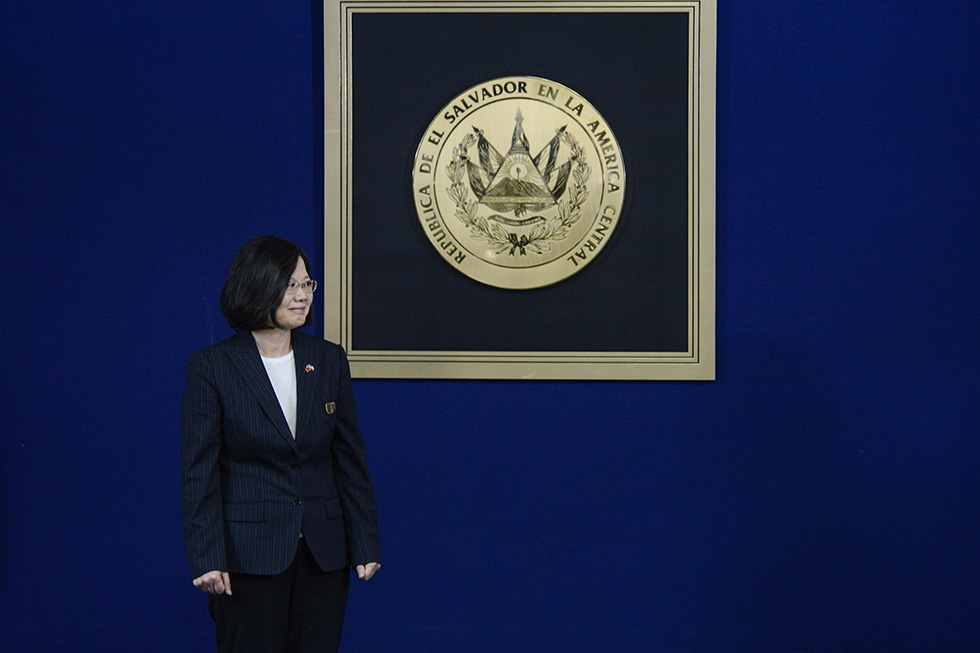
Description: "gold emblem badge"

(413, 77), (626, 290)
(325, 402), (336, 414)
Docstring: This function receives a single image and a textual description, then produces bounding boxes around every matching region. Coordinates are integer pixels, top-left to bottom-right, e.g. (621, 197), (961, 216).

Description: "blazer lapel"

(226, 332), (298, 452)
(292, 334), (315, 444)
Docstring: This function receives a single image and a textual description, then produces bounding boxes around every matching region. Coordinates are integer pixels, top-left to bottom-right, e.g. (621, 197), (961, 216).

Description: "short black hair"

(220, 235), (315, 332)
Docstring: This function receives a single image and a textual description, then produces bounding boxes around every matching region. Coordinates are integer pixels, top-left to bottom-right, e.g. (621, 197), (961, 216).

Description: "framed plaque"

(321, 0), (716, 380)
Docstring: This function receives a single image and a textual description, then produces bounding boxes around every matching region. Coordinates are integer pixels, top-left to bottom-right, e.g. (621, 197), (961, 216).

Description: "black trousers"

(208, 538), (351, 653)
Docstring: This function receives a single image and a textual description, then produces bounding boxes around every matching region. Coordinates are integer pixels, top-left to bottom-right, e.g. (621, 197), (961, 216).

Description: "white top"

(261, 349), (297, 438)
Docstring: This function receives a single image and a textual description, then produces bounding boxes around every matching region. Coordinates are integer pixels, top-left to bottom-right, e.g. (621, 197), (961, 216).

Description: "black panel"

(350, 11), (690, 352)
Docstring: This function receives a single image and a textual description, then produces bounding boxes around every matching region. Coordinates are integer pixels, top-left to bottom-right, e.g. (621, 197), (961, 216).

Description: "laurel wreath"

(447, 131), (590, 256)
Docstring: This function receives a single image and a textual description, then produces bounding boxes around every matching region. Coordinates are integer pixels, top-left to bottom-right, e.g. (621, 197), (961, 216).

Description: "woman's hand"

(355, 562), (381, 581)
(193, 570), (232, 595)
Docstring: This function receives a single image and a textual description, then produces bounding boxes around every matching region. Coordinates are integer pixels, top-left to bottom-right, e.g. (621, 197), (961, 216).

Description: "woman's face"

(273, 256), (311, 330)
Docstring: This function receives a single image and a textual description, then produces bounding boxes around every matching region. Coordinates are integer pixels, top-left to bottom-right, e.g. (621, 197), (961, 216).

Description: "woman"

(181, 236), (380, 652)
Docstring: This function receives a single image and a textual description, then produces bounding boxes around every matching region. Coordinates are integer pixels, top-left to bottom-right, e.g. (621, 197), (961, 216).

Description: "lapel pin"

(325, 402), (336, 414)
(305, 364), (315, 373)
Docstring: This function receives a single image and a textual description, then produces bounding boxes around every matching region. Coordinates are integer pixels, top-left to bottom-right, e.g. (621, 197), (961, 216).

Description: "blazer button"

(293, 498), (303, 506)
(290, 462), (299, 470)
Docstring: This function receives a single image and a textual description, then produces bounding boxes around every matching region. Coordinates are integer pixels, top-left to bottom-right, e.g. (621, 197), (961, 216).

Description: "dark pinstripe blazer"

(181, 330), (380, 579)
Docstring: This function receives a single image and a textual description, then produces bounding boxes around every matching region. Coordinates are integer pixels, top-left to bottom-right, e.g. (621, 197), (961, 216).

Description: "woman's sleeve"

(181, 349), (227, 578)
(330, 345), (381, 566)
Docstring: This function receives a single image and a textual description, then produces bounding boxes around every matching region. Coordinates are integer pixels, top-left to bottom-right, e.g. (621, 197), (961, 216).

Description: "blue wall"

(1, 1), (978, 650)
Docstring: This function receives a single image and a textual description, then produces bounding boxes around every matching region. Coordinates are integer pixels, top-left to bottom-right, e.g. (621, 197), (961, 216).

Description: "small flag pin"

(305, 364), (315, 373)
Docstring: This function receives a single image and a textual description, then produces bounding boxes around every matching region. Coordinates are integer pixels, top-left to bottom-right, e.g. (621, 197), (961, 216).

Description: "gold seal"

(413, 77), (626, 290)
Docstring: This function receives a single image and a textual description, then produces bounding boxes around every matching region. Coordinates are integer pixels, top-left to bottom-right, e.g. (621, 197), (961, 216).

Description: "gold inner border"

(324, 0), (716, 380)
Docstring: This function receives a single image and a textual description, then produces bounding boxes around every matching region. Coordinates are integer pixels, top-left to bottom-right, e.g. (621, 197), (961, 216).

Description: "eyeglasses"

(285, 280), (317, 295)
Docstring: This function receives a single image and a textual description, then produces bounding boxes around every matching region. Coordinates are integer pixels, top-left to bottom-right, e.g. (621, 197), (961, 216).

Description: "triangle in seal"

(480, 109), (556, 215)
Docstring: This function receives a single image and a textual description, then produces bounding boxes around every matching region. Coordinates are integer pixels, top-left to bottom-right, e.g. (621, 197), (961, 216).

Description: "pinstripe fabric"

(181, 331), (380, 579)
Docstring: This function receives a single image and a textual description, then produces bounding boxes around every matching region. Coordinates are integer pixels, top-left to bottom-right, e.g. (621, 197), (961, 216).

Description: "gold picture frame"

(322, 0), (716, 380)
